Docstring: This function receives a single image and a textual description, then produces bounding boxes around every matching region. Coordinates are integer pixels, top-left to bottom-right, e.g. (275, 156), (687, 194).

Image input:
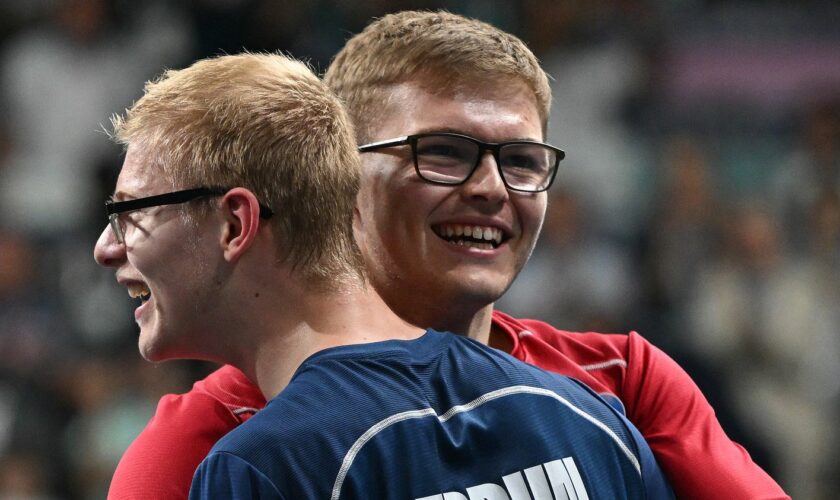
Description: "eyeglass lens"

(413, 135), (557, 191)
(109, 213), (125, 243)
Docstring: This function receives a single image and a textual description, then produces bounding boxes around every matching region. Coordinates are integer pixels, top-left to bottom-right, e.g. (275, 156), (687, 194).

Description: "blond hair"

(324, 10), (551, 142)
(112, 53), (364, 287)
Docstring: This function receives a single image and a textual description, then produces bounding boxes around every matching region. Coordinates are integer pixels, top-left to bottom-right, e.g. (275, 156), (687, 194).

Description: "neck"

(463, 304), (494, 342)
(389, 295), (495, 340)
(244, 282), (424, 399)
(434, 303), (512, 352)
(385, 294), (517, 353)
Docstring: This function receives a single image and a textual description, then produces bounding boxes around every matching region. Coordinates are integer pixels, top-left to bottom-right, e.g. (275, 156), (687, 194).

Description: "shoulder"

(207, 362), (384, 464)
(199, 370), (398, 499)
(146, 364), (265, 429)
(493, 310), (630, 355)
(108, 365), (266, 499)
(492, 309), (691, 394)
(191, 451), (283, 499)
(492, 310), (671, 370)
(192, 364), (267, 419)
(491, 310), (633, 396)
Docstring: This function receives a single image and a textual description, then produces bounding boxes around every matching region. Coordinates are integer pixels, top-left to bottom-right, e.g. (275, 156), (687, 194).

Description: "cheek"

(369, 175), (425, 229)
(124, 243), (155, 277)
(517, 197), (547, 239)
(130, 236), (206, 291)
(370, 191), (431, 268)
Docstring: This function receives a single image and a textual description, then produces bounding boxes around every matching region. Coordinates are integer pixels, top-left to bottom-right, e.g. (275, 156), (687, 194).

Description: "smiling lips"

(432, 223), (505, 250)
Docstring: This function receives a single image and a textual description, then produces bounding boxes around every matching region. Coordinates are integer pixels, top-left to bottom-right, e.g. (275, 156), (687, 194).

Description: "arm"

(623, 332), (789, 499)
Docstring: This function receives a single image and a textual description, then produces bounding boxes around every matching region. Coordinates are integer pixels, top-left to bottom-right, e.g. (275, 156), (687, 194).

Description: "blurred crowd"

(0, 0), (838, 498)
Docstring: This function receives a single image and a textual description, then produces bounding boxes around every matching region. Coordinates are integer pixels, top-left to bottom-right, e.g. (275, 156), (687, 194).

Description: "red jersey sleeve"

(621, 331), (788, 499)
(107, 365), (266, 500)
(492, 311), (789, 499)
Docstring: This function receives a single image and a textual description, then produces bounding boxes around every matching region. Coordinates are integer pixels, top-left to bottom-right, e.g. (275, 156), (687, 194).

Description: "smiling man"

(351, 82), (553, 338)
(324, 12), (786, 498)
(106, 11), (787, 500)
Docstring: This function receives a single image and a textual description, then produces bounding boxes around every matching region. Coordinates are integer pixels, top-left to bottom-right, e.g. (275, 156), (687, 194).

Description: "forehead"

(374, 79), (544, 143)
(114, 145), (169, 199)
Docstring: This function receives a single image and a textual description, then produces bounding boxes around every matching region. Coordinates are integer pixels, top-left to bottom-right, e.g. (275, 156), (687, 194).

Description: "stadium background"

(0, 0), (838, 498)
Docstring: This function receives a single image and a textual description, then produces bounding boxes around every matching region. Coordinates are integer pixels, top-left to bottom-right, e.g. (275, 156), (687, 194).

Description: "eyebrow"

(108, 191), (134, 203)
(410, 127), (541, 142)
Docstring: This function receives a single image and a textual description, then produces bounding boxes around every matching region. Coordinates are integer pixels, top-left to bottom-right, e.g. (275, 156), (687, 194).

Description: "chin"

(137, 338), (165, 363)
(139, 327), (216, 364)
(137, 328), (174, 363)
(445, 275), (510, 307)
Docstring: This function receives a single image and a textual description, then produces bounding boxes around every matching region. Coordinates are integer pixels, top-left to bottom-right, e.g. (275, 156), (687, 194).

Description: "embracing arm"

(622, 332), (789, 499)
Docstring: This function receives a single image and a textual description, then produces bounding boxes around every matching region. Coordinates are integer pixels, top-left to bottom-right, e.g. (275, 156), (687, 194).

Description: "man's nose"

(93, 224), (126, 268)
(459, 153), (509, 205)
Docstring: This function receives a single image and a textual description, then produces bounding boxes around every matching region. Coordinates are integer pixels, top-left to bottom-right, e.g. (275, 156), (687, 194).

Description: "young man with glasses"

(95, 52), (671, 498)
(107, 11), (787, 499)
(328, 12), (785, 498)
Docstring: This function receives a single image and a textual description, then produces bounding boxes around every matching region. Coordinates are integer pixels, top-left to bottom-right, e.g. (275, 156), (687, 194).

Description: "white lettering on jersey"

(466, 483), (510, 499)
(416, 457), (588, 500)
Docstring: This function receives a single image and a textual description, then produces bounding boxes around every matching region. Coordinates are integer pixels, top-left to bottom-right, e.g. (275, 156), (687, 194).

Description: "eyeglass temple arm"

(357, 136), (410, 152)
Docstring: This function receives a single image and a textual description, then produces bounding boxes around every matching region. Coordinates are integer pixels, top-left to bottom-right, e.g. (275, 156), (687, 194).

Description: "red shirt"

(108, 311), (788, 499)
(108, 364), (265, 499)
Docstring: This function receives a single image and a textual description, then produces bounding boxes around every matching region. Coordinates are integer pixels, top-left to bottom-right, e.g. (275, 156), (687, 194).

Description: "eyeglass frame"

(105, 187), (273, 243)
(357, 132), (566, 193)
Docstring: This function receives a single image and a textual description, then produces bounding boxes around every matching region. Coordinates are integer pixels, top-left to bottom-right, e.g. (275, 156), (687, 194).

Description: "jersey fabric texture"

(108, 311), (789, 499)
(188, 330), (671, 500)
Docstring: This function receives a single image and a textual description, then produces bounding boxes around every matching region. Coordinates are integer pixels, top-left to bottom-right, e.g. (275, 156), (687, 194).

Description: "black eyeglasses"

(358, 132), (565, 193)
(105, 187), (273, 244)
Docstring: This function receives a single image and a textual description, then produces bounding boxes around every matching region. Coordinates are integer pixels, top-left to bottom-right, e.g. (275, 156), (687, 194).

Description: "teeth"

(433, 224), (504, 246)
(127, 282), (151, 299)
(491, 228), (502, 244)
(448, 240), (494, 250)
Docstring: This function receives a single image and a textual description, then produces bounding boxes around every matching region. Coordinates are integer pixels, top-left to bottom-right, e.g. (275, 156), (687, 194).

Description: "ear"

(219, 188), (264, 263)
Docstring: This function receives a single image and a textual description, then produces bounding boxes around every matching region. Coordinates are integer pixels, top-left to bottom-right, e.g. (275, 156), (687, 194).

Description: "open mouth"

(127, 282), (151, 304)
(432, 223), (506, 250)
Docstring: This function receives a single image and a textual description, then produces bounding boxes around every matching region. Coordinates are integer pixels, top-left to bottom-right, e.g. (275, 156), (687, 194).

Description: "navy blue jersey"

(190, 330), (672, 499)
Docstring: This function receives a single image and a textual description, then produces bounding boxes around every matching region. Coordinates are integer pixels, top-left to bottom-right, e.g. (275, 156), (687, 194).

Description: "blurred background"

(0, 0), (838, 498)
